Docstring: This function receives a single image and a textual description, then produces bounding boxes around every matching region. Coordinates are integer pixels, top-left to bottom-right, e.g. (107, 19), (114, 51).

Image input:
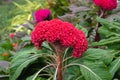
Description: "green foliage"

(1, 0), (120, 80)
(90, 17), (120, 79)
(10, 47), (47, 80)
(80, 62), (112, 80)
(91, 17), (120, 49)
(48, 0), (69, 17)
(109, 57), (120, 77)
(64, 48), (113, 80)
(81, 48), (113, 65)
(11, 0), (47, 27)
(10, 47), (115, 80)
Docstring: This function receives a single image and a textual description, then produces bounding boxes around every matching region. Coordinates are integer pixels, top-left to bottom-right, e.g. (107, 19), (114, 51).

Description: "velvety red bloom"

(35, 9), (51, 23)
(31, 19), (88, 58)
(9, 33), (15, 38)
(94, 0), (118, 10)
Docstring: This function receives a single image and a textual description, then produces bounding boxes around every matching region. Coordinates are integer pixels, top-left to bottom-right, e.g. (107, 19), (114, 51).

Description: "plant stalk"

(94, 9), (106, 42)
(52, 42), (65, 80)
(57, 52), (63, 80)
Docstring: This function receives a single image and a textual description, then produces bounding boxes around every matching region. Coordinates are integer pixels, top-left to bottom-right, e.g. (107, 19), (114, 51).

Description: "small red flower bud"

(94, 0), (118, 11)
(2, 52), (9, 57)
(9, 33), (15, 38)
(12, 43), (18, 47)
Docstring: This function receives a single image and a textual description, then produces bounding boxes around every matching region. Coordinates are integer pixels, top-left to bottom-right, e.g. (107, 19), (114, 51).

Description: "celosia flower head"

(31, 19), (88, 58)
(35, 9), (51, 23)
(94, 0), (118, 11)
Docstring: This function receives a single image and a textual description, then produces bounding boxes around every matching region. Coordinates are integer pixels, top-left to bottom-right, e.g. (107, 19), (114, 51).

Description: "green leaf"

(82, 48), (113, 65)
(13, 2), (24, 10)
(65, 66), (85, 80)
(97, 17), (120, 30)
(109, 57), (120, 77)
(75, 24), (88, 36)
(0, 40), (13, 50)
(11, 47), (37, 63)
(98, 27), (116, 37)
(80, 62), (112, 80)
(10, 54), (43, 80)
(27, 64), (53, 80)
(21, 35), (31, 42)
(91, 37), (120, 46)
(67, 62), (112, 80)
(26, 74), (47, 80)
(10, 47), (43, 80)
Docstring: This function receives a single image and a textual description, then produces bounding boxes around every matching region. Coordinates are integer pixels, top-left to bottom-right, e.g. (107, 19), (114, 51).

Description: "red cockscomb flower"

(9, 33), (15, 38)
(35, 9), (51, 23)
(94, 0), (118, 11)
(31, 19), (88, 58)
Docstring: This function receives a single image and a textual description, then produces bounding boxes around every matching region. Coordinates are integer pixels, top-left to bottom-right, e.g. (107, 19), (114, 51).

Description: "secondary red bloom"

(12, 43), (18, 47)
(35, 9), (51, 23)
(9, 33), (15, 38)
(94, 0), (118, 10)
(2, 52), (9, 57)
(31, 19), (88, 58)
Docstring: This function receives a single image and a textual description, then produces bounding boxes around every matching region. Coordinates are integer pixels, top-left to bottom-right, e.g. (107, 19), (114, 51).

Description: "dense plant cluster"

(0, 0), (120, 80)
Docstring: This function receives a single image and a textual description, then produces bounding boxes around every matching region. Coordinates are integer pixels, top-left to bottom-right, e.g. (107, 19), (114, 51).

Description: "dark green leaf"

(10, 47), (42, 80)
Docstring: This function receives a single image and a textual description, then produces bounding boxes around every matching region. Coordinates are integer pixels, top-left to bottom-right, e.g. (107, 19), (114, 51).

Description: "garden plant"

(0, 0), (120, 80)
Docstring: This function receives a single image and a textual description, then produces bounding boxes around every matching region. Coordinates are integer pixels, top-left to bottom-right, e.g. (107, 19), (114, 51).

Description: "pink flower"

(31, 19), (88, 58)
(35, 9), (51, 23)
(94, 0), (118, 11)
(9, 33), (15, 38)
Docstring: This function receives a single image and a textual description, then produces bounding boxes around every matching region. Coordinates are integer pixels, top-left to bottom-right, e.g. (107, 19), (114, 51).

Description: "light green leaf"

(109, 57), (120, 77)
(97, 17), (120, 30)
(98, 26), (117, 37)
(91, 37), (120, 46)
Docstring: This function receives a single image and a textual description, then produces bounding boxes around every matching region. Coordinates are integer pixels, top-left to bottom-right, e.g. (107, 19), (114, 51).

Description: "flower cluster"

(94, 0), (118, 11)
(31, 19), (88, 58)
(35, 9), (51, 23)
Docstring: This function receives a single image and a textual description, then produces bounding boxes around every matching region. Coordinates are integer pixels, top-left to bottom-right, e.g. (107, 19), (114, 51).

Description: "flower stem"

(57, 52), (63, 80)
(52, 42), (66, 80)
(94, 9), (106, 42)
